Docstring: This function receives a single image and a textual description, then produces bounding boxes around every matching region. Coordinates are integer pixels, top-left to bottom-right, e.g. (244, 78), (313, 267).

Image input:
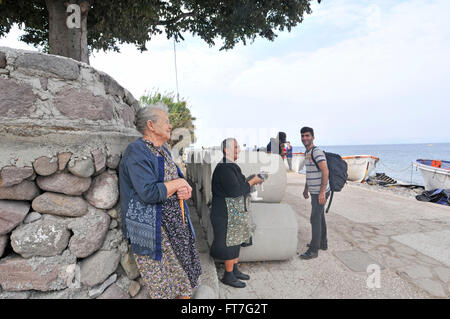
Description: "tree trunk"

(46, 0), (90, 64)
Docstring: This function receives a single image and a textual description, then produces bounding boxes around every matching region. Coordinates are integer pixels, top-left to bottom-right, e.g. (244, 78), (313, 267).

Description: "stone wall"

(0, 47), (144, 299)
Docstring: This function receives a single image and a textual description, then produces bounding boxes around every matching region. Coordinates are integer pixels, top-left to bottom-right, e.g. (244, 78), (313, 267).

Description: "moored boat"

(414, 159), (450, 190)
(342, 155), (379, 183)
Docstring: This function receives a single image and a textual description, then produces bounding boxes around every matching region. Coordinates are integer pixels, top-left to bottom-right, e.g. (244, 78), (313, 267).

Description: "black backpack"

(311, 147), (348, 213)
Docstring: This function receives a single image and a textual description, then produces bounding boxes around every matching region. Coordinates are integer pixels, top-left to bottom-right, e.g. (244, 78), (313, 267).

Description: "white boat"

(342, 155), (379, 183)
(414, 159), (450, 190)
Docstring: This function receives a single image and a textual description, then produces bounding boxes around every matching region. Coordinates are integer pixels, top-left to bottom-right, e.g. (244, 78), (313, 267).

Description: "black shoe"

(221, 271), (246, 288)
(233, 264), (250, 281)
(300, 248), (318, 260)
(307, 243), (328, 251)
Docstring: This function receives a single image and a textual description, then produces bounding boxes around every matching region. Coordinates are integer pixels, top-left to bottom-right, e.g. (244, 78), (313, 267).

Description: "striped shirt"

(305, 147), (330, 194)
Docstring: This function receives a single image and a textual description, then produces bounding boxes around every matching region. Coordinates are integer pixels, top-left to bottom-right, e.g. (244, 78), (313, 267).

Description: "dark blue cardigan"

(119, 138), (195, 260)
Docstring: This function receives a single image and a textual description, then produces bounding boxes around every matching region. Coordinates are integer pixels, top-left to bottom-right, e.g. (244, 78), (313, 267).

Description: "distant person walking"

(286, 141), (293, 171)
(299, 127), (330, 260)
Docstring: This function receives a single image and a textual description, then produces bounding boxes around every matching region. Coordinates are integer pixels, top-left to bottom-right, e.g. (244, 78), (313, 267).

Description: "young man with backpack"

(300, 127), (331, 260)
(299, 127), (348, 259)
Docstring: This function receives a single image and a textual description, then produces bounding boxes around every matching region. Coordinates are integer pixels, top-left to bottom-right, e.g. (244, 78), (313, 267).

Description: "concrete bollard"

(202, 150), (222, 205)
(206, 203), (298, 262)
(192, 151), (203, 184)
(236, 151), (287, 203)
(197, 150), (210, 188)
(203, 150), (287, 204)
(185, 151), (195, 184)
(238, 203), (298, 262)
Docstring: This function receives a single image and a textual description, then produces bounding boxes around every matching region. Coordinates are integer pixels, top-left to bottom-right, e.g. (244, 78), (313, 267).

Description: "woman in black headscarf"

(209, 138), (263, 288)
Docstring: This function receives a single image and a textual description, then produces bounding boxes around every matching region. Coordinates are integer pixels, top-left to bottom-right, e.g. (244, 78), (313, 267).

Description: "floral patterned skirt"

(133, 227), (196, 299)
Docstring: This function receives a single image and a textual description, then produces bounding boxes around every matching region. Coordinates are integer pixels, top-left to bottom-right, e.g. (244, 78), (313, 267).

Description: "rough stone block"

(0, 251), (76, 291)
(0, 180), (40, 201)
(33, 156), (58, 176)
(57, 152), (72, 171)
(84, 170), (119, 210)
(106, 154), (121, 170)
(88, 274), (117, 298)
(91, 149), (106, 173)
(37, 172), (91, 196)
(0, 166), (34, 188)
(128, 280), (140, 297)
(15, 52), (80, 80)
(68, 158), (95, 178)
(0, 79), (36, 118)
(97, 283), (130, 299)
(80, 249), (121, 287)
(0, 200), (30, 235)
(68, 205), (110, 258)
(10, 216), (70, 258)
(120, 250), (140, 280)
(99, 71), (125, 98)
(54, 87), (113, 121)
(121, 106), (136, 128)
(32, 192), (88, 217)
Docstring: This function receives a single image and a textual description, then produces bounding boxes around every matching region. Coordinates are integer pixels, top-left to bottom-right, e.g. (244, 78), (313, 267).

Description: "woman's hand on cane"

(177, 186), (192, 200)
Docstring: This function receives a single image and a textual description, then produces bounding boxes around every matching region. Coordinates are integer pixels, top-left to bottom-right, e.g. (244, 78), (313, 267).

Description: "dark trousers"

(309, 191), (330, 251)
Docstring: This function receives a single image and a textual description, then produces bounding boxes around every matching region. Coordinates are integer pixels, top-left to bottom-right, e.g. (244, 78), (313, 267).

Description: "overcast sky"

(1, 0), (449, 148)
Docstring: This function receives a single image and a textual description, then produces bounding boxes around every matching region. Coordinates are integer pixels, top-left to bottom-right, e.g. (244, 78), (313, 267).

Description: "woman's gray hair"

(135, 102), (169, 135)
(222, 138), (237, 156)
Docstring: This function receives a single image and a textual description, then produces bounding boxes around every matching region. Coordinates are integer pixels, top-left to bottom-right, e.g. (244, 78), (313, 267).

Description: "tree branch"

(157, 11), (196, 26)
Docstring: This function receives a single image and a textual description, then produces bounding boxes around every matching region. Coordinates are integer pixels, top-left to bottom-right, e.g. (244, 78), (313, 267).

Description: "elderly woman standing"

(210, 138), (263, 288)
(119, 102), (201, 299)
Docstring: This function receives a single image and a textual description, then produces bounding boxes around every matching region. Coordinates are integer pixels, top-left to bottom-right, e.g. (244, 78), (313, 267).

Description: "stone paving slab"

(333, 250), (385, 272)
(392, 230), (450, 267)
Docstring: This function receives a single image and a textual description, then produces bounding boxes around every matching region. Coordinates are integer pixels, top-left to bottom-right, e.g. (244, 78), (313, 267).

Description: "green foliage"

(0, 0), (320, 52)
(0, 0), (49, 51)
(140, 91), (196, 147)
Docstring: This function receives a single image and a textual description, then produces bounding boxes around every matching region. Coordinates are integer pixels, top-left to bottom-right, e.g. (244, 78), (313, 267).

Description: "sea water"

(293, 143), (450, 186)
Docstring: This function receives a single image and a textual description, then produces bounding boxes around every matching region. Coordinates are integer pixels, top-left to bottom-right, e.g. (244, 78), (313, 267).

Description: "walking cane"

(179, 199), (185, 227)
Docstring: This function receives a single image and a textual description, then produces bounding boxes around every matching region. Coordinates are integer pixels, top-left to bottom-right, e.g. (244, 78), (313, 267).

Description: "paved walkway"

(217, 173), (450, 298)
